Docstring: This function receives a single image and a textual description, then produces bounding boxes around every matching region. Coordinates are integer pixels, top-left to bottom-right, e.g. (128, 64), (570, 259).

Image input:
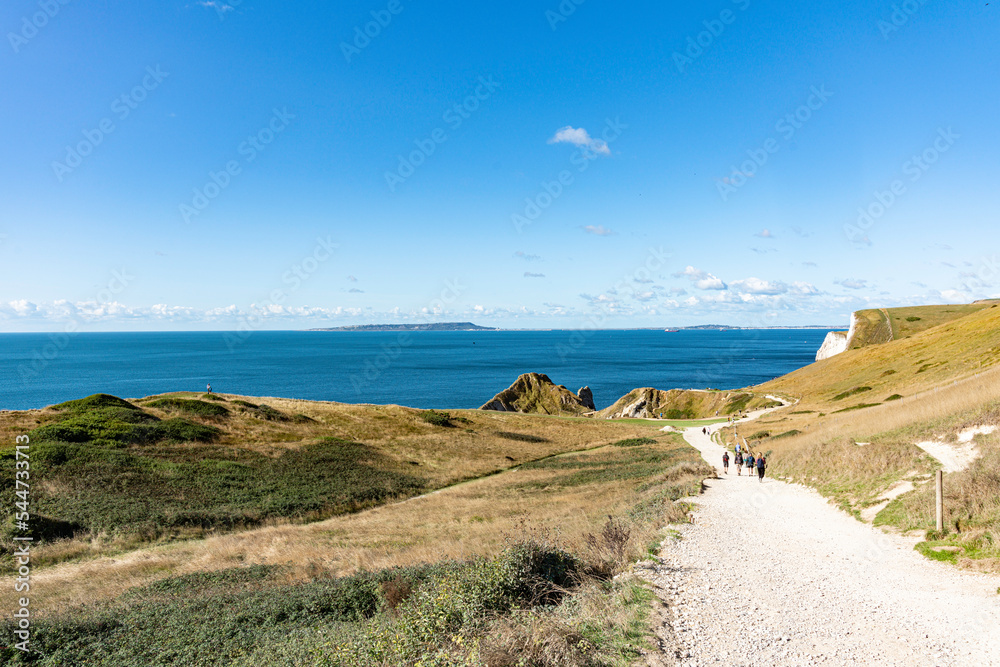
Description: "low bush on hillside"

(495, 430), (548, 443)
(611, 437), (657, 448)
(420, 410), (454, 427)
(833, 386), (872, 401)
(0, 535), (662, 667)
(833, 403), (882, 413)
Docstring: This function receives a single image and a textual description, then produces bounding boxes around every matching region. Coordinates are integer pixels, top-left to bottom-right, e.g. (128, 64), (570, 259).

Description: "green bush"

(420, 410), (453, 427)
(832, 386), (872, 401)
(611, 437), (656, 448)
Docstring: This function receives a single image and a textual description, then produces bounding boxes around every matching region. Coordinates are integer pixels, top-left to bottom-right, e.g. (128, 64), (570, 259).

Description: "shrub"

(832, 386), (872, 401)
(495, 431), (548, 443)
(420, 410), (453, 427)
(611, 438), (656, 448)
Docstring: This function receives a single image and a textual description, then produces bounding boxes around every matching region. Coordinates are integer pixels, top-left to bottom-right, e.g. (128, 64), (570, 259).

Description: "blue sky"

(1, 0), (998, 331)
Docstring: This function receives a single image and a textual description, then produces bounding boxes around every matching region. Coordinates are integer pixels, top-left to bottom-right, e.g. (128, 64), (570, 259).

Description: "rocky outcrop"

(597, 388), (780, 420)
(816, 331), (849, 361)
(480, 373), (595, 416)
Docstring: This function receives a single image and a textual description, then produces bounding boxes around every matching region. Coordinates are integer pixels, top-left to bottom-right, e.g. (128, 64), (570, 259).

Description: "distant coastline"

(309, 322), (498, 332)
(307, 322), (844, 332)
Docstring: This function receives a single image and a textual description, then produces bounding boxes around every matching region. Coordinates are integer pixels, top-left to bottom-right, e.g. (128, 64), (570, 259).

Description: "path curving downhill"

(641, 418), (1000, 666)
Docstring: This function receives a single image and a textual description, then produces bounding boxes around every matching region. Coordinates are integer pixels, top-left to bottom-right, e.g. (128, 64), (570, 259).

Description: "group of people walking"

(721, 441), (766, 482)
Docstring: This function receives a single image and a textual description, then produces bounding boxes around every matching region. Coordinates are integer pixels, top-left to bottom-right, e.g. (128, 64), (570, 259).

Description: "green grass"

(145, 398), (230, 417)
(519, 442), (692, 488)
(30, 394), (220, 449)
(3, 394), (428, 549)
(7, 436), (425, 549)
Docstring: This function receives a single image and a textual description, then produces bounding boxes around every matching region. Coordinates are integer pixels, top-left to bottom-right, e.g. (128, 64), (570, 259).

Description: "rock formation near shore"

(480, 373), (595, 416)
(597, 388), (779, 420)
(816, 312), (858, 361)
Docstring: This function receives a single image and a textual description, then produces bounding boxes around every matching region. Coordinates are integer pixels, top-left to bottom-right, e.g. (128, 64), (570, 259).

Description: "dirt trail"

(641, 420), (1000, 666)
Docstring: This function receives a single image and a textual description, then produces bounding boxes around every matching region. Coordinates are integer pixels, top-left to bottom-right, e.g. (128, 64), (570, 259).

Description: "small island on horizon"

(309, 321), (499, 332)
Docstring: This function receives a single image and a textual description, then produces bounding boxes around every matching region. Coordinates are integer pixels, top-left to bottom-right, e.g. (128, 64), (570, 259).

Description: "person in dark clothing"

(735, 451), (744, 475)
(757, 454), (766, 482)
(722, 451), (729, 474)
(745, 453), (755, 476)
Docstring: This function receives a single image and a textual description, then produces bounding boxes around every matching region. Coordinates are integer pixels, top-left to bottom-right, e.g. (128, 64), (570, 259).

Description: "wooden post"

(935, 470), (944, 533)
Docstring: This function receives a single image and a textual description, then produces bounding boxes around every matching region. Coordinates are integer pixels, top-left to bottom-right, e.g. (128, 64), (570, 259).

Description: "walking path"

(641, 417), (1000, 666)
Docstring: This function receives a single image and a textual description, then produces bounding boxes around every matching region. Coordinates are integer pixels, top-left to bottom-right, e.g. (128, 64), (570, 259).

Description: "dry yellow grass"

(0, 431), (709, 615)
(724, 304), (1000, 560)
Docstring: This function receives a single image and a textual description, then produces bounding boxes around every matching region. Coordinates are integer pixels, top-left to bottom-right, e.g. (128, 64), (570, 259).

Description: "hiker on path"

(207, 383), (212, 394)
(735, 450), (744, 476)
(722, 451), (730, 474)
(745, 452), (755, 477)
(757, 453), (767, 482)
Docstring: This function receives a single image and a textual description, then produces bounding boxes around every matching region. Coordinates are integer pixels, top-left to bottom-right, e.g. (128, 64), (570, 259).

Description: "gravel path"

(641, 425), (1000, 666)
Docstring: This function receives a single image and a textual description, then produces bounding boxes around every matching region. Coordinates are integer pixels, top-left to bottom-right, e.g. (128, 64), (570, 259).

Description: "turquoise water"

(0, 329), (831, 411)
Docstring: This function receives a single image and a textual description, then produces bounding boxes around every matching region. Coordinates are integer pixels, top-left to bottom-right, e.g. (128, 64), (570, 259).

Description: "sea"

(0, 329), (832, 412)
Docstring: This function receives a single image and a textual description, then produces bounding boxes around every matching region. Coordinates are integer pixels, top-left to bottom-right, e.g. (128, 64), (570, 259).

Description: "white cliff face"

(815, 332), (848, 360)
(815, 313), (858, 361)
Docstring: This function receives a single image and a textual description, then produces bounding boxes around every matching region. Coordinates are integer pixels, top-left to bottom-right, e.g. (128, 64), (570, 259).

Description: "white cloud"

(673, 266), (727, 290)
(755, 228), (774, 238)
(524, 272), (545, 278)
(790, 281), (820, 296)
(514, 251), (542, 261)
(548, 126), (610, 156)
(730, 278), (788, 295)
(835, 278), (868, 290)
(197, 1), (234, 13)
(581, 225), (614, 236)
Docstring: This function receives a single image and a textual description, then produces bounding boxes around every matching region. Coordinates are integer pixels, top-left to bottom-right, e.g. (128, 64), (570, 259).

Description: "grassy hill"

(0, 391), (659, 570)
(735, 302), (1000, 569)
(846, 301), (1000, 350)
(0, 394), (711, 666)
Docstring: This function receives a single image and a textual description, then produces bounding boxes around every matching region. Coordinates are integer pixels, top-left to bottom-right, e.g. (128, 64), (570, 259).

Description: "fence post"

(935, 470), (944, 533)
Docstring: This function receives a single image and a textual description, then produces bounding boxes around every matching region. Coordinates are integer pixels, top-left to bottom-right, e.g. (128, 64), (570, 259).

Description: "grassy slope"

(745, 303), (1000, 568)
(849, 308), (894, 349)
(1, 431), (711, 666)
(0, 392), (661, 570)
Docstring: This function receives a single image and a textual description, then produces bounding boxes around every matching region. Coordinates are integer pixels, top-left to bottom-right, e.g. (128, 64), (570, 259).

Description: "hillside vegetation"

(0, 392), (658, 570)
(736, 303), (1000, 569)
(847, 301), (1000, 350)
(1, 413), (710, 666)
